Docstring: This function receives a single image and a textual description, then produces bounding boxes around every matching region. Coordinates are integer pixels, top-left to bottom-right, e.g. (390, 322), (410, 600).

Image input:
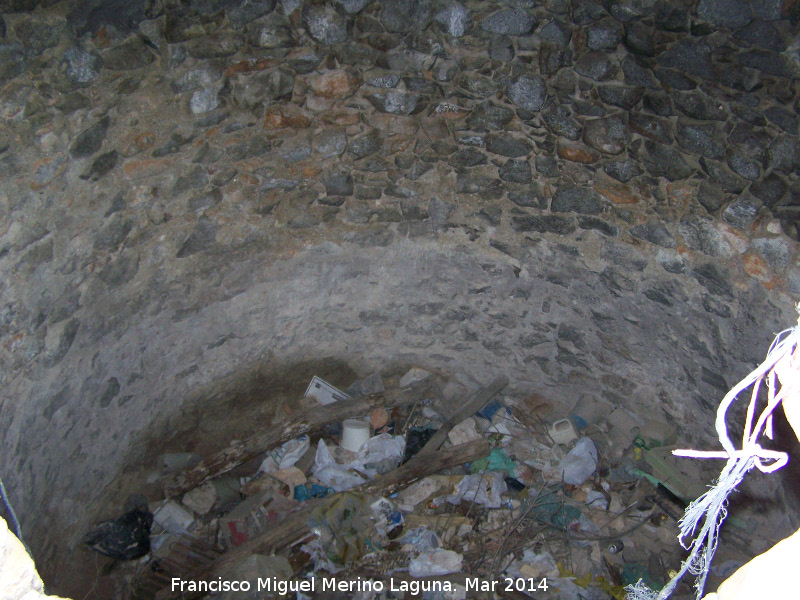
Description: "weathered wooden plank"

(411, 375), (508, 461)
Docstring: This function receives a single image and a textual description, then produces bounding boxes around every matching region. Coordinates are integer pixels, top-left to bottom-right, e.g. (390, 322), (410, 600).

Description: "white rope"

(626, 310), (800, 600)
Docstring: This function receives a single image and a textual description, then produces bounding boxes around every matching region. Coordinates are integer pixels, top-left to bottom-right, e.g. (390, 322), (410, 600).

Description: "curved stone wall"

(1, 0), (799, 594)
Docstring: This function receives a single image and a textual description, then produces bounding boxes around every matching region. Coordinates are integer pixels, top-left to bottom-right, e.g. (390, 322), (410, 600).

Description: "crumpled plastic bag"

(312, 435), (406, 492)
(399, 527), (439, 552)
(558, 437), (598, 485)
(312, 439), (368, 492)
(444, 472), (507, 508)
(409, 549), (463, 577)
(259, 435), (310, 474)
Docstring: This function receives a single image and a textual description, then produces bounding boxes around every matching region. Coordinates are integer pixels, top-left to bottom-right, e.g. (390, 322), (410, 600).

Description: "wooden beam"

(411, 375), (508, 461)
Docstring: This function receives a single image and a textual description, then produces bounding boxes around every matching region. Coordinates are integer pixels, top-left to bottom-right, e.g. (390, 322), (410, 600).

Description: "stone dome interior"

(1, 0), (800, 597)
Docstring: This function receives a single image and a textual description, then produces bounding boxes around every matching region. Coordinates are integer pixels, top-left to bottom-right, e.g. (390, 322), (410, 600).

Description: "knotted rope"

(627, 311), (800, 600)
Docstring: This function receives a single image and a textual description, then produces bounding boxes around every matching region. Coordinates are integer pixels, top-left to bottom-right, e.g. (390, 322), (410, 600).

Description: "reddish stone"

(594, 179), (639, 204)
(666, 182), (695, 211)
(557, 144), (600, 164)
(743, 252), (778, 289)
(307, 69), (362, 98)
(121, 131), (156, 157)
(224, 57), (280, 76)
(263, 106), (312, 130)
(123, 157), (177, 179)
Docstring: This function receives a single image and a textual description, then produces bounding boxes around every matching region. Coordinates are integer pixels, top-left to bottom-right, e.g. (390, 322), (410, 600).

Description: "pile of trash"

(84, 369), (756, 600)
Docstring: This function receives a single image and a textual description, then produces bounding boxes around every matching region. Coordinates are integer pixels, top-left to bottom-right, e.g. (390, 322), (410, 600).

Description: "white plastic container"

(548, 419), (579, 445)
(341, 419), (371, 452)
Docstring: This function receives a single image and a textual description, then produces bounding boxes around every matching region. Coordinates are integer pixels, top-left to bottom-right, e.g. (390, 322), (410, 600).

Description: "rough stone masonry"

(1, 0), (800, 593)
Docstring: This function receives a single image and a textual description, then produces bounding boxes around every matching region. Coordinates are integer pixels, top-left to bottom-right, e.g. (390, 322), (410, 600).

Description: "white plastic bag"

(259, 435), (310, 474)
(558, 437), (597, 485)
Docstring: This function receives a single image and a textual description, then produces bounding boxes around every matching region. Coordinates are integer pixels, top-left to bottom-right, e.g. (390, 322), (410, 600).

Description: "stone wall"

(1, 0), (799, 593)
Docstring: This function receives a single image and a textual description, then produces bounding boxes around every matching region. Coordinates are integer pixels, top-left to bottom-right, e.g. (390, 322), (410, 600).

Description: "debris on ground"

(82, 370), (768, 600)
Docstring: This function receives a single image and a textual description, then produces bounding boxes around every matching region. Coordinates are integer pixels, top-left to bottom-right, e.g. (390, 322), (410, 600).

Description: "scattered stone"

(657, 39), (713, 80)
(587, 18), (623, 51)
(535, 156), (560, 177)
(751, 237), (791, 270)
(456, 173), (504, 199)
(479, 9), (536, 35)
(538, 43), (573, 76)
(577, 215), (618, 237)
(308, 69), (362, 98)
(434, 2), (470, 37)
(736, 50), (800, 80)
(583, 116), (627, 155)
(574, 51), (616, 81)
(506, 75), (547, 111)
(323, 173), (354, 197)
(488, 35), (514, 62)
(597, 85), (643, 110)
(572, 0), (608, 25)
(102, 37), (155, 71)
(540, 19), (571, 46)
(458, 72), (499, 98)
(642, 92), (674, 116)
(557, 143), (600, 164)
(485, 135), (532, 158)
(508, 190), (547, 209)
(187, 34), (243, 59)
(80, 150), (118, 181)
(624, 22), (655, 56)
(675, 120), (724, 159)
(657, 249), (686, 273)
(177, 219), (217, 257)
(767, 137), (799, 173)
(697, 0), (752, 29)
(94, 216), (133, 252)
(629, 220), (676, 248)
(764, 106), (798, 135)
(61, 48), (101, 85)
(552, 187), (603, 215)
(276, 136), (312, 162)
(541, 104), (581, 140)
(621, 55), (659, 89)
(603, 160), (640, 183)
(228, 0), (276, 28)
(188, 188), (223, 212)
(231, 70), (294, 110)
(723, 194), (761, 229)
(629, 113), (672, 143)
(365, 90), (426, 115)
(314, 129), (347, 158)
(702, 294), (732, 318)
(511, 214), (575, 234)
(499, 159), (532, 183)
(733, 20), (786, 52)
(348, 131), (383, 159)
(448, 148), (486, 169)
(642, 142), (693, 181)
(303, 4), (349, 44)
(700, 158), (746, 193)
(691, 262), (734, 299)
(673, 91), (727, 121)
(380, 0), (433, 34)
(696, 180), (729, 213)
(749, 175), (787, 208)
(70, 117), (110, 158)
(725, 149), (761, 181)
(679, 218), (734, 257)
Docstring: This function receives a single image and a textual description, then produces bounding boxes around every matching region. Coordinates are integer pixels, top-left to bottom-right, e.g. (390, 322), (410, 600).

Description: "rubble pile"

(83, 369), (770, 600)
